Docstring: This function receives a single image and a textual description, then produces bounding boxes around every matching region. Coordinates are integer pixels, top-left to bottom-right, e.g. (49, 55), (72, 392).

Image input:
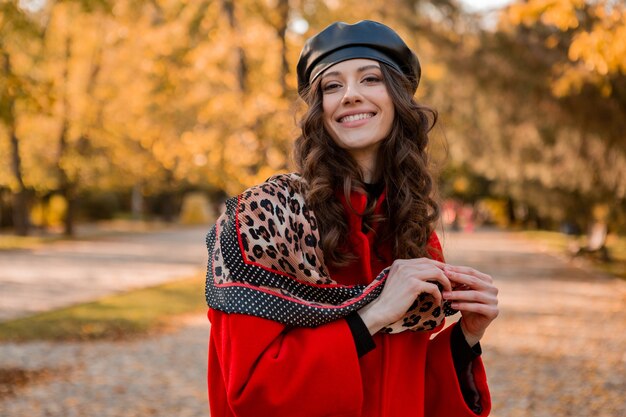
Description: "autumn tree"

(439, 0), (626, 229)
(3, 0), (623, 235)
(0, 1), (45, 235)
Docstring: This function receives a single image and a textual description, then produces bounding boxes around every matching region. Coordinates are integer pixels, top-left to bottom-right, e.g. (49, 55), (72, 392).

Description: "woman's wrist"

(459, 320), (483, 347)
(357, 302), (388, 335)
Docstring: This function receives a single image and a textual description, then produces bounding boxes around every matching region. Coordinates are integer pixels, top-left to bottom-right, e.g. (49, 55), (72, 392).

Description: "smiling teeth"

(340, 113), (374, 123)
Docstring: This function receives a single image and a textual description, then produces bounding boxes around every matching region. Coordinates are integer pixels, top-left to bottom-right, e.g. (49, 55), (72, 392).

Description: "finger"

(443, 269), (486, 290)
(450, 302), (499, 319)
(444, 265), (493, 283)
(419, 281), (443, 307)
(413, 268), (452, 292)
(409, 263), (451, 274)
(426, 259), (447, 269)
(405, 258), (447, 270)
(391, 259), (445, 275)
(443, 290), (497, 306)
(445, 270), (499, 294)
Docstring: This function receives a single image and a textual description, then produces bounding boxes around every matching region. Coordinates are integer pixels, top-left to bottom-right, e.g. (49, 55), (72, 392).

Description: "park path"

(0, 225), (209, 321)
(1, 229), (625, 417)
(441, 231), (626, 417)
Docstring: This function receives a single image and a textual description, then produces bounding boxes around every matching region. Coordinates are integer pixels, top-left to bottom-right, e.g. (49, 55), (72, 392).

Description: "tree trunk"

(9, 131), (29, 236)
(131, 183), (143, 220)
(58, 119), (75, 236)
(58, 34), (75, 236)
(222, 0), (247, 92)
(276, 0), (289, 96)
(2, 51), (30, 235)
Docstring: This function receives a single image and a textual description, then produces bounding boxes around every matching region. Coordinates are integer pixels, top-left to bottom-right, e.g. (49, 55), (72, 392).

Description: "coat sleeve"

(207, 309), (364, 417)
(424, 323), (491, 416)
(424, 232), (492, 416)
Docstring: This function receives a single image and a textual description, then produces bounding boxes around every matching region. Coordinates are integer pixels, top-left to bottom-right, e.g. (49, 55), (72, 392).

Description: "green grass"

(522, 230), (626, 279)
(0, 235), (61, 251)
(0, 221), (177, 251)
(522, 230), (571, 251)
(0, 276), (207, 342)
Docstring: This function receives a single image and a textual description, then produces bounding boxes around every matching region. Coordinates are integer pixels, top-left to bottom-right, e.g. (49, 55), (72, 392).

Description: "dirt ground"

(0, 226), (208, 321)
(443, 230), (626, 417)
(1, 229), (624, 416)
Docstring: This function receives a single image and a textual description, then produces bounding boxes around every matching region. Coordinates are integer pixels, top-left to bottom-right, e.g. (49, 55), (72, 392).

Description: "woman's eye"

(363, 76), (381, 83)
(322, 82), (340, 92)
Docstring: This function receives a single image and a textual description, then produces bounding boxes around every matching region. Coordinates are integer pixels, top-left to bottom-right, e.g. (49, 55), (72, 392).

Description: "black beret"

(296, 20), (421, 98)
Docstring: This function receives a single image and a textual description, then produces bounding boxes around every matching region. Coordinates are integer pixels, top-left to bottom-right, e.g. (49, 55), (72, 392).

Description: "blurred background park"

(0, 0), (625, 416)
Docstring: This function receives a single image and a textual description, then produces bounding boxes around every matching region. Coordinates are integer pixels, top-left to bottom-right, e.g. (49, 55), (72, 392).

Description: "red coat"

(207, 188), (491, 416)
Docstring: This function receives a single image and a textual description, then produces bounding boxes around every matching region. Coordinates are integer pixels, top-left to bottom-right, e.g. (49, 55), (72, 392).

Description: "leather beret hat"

(296, 20), (421, 97)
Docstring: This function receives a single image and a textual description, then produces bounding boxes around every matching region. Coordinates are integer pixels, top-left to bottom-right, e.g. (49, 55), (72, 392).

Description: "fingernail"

(442, 291), (452, 298)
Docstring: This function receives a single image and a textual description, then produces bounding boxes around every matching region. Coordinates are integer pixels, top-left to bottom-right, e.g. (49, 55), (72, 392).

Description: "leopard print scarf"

(205, 173), (456, 333)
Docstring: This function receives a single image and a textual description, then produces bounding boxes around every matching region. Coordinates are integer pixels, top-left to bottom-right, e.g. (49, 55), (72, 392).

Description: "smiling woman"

(205, 20), (499, 417)
(320, 59), (395, 181)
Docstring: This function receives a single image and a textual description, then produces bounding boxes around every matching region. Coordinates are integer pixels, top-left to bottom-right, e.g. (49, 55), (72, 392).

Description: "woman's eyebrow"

(357, 65), (381, 72)
(321, 65), (381, 79)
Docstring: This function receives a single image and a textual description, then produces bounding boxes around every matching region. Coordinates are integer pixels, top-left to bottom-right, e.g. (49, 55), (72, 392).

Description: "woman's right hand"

(357, 258), (452, 335)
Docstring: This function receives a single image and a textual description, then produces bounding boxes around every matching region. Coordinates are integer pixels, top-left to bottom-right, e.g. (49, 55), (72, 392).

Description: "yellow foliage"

(477, 198), (510, 227)
(506, 0), (584, 30)
(551, 64), (586, 96)
(453, 176), (470, 194)
(569, 11), (626, 76)
(423, 62), (447, 82)
(544, 34), (559, 49)
(179, 192), (214, 225)
(504, 1), (625, 96)
(3, 0), (620, 218)
(266, 146), (287, 170)
(31, 194), (67, 227)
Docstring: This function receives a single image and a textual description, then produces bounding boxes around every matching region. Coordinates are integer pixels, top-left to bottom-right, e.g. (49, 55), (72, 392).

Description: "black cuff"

(451, 321), (483, 415)
(345, 312), (376, 357)
(451, 320), (482, 370)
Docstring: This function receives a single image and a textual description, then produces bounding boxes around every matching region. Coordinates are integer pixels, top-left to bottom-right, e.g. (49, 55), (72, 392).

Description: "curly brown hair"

(293, 63), (440, 266)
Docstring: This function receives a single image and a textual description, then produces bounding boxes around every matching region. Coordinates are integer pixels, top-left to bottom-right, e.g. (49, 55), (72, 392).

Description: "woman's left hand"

(442, 265), (499, 347)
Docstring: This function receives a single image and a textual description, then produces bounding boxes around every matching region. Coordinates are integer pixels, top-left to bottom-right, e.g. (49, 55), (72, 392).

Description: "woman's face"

(321, 58), (394, 175)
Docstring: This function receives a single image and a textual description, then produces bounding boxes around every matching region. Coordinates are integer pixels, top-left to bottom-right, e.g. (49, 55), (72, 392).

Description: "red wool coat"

(207, 187), (491, 417)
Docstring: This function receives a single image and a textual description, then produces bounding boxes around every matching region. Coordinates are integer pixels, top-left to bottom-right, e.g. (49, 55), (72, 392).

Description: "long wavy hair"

(293, 63), (440, 266)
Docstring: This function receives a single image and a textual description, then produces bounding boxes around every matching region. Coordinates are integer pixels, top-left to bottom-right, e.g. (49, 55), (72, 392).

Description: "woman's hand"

(442, 265), (499, 346)
(358, 258), (452, 335)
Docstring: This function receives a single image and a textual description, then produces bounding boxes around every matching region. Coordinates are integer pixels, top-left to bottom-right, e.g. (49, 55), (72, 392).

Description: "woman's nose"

(342, 82), (363, 104)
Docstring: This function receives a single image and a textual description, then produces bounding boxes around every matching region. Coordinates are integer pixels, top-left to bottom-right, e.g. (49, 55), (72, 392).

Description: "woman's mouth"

(338, 113), (375, 123)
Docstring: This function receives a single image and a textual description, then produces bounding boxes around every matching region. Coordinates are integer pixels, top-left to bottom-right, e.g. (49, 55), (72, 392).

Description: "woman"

(206, 20), (499, 417)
